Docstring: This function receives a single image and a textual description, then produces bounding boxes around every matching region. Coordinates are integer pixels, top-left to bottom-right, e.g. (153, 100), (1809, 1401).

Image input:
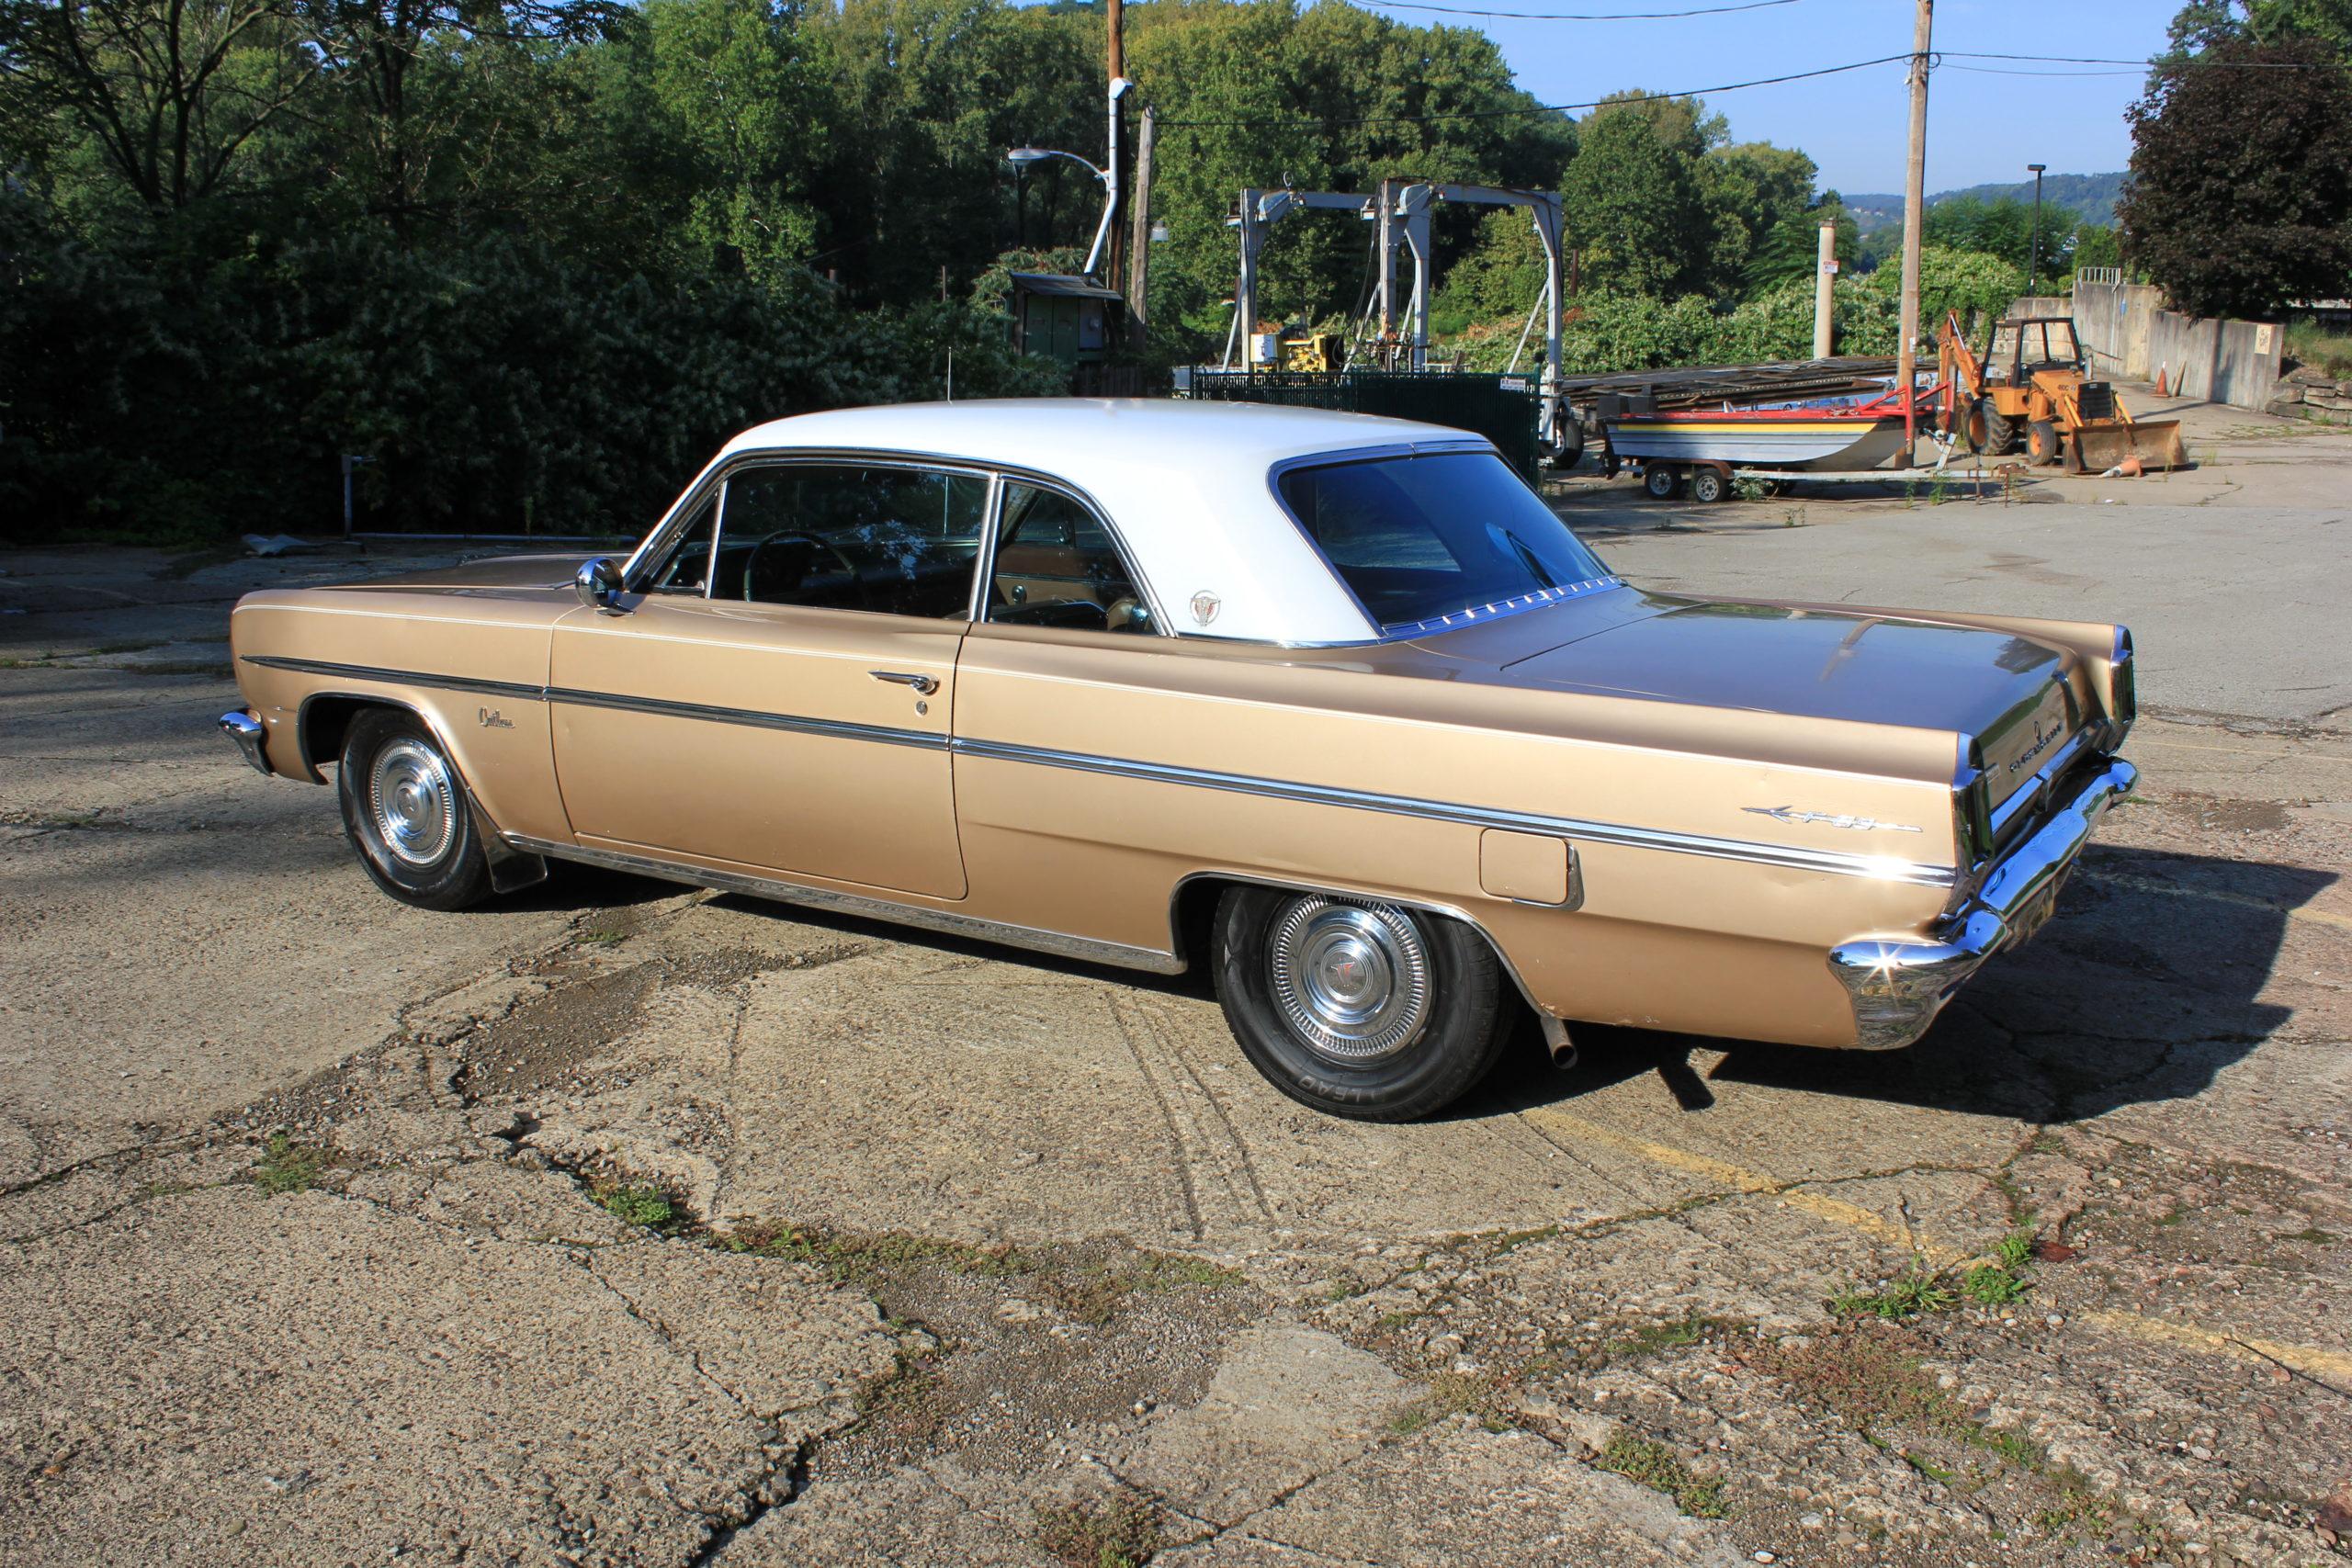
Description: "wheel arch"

(1164, 870), (1550, 1025)
(304, 691), (548, 893)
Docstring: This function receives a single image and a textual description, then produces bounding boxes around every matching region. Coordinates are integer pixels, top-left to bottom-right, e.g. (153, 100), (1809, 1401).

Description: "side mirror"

(575, 557), (626, 614)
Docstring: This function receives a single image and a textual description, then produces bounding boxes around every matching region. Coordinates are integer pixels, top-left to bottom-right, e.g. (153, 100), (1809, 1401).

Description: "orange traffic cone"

(2154, 362), (2169, 397)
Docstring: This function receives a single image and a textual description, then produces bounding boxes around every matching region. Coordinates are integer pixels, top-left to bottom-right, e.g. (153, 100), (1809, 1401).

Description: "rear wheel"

(1972, 398), (2015, 456)
(1211, 886), (1514, 1122)
(1641, 460), (1682, 500)
(1688, 466), (1730, 503)
(338, 708), (494, 910)
(2027, 419), (2064, 467)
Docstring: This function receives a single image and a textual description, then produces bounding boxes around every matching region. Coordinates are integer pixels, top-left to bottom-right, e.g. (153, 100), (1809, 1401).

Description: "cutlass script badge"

(1744, 806), (1922, 833)
(478, 707), (514, 728)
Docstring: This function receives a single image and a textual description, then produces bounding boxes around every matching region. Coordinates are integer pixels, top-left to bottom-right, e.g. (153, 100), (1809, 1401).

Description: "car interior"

(632, 466), (1153, 634)
(984, 483), (1153, 634)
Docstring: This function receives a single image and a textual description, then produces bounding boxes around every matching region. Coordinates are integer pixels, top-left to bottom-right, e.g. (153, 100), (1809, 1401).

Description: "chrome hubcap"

(1267, 897), (1432, 1064)
(370, 739), (456, 866)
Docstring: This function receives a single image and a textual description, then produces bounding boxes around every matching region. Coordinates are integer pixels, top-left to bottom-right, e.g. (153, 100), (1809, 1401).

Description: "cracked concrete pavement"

(4, 404), (2350, 1566)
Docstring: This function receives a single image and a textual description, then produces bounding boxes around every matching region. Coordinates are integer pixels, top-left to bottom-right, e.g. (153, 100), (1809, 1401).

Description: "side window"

(639, 496), (717, 593)
(708, 464), (987, 617)
(985, 484), (1155, 635)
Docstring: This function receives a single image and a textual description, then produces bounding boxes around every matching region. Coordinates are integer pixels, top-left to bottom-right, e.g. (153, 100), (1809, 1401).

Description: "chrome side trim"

(1828, 756), (2136, 1049)
(505, 835), (1186, 975)
(243, 654), (545, 705)
(246, 651), (1956, 886)
(244, 655), (948, 752)
(956, 736), (1956, 888)
(544, 687), (948, 751)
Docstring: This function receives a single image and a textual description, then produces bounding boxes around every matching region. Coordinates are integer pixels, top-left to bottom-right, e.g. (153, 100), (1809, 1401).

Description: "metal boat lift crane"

(1227, 180), (1572, 458)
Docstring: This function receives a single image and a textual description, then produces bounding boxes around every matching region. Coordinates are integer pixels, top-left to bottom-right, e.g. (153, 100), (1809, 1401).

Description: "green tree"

(1743, 197), (1856, 296)
(643, 0), (833, 281)
(0, 0), (315, 211)
(1562, 101), (1707, 297)
(2119, 31), (2352, 317)
(1695, 140), (1814, 295)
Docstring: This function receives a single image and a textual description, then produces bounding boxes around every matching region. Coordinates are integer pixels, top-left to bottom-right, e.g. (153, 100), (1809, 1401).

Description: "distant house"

(1006, 273), (1123, 367)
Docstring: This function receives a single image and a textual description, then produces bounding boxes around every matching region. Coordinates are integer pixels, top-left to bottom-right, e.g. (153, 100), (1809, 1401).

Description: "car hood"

(1498, 596), (2075, 746)
(350, 553), (595, 591)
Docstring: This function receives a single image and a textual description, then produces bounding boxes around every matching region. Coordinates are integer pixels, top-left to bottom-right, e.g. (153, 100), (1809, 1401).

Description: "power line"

(1945, 51), (2348, 69)
(1362, 0), (1797, 19)
(1159, 52), (1911, 129)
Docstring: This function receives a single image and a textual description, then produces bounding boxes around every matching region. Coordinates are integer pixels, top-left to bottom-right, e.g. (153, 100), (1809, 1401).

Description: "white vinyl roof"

(710, 399), (1493, 645)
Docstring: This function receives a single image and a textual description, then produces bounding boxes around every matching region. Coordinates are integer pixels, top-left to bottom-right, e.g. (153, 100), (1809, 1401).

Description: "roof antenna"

(945, 347), (954, 403)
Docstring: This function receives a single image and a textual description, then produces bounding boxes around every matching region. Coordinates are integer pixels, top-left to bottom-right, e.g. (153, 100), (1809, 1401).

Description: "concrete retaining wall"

(2069, 282), (2283, 409)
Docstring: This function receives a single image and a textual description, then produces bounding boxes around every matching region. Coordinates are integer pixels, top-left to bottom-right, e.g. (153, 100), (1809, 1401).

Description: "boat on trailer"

(1600, 390), (1913, 472)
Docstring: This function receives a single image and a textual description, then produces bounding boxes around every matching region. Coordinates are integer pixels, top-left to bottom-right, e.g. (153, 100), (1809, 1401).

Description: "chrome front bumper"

(220, 710), (274, 776)
(1828, 756), (2137, 1049)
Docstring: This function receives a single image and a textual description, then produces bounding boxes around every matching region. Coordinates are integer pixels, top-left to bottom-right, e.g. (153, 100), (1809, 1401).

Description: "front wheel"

(2026, 419), (2064, 467)
(338, 708), (494, 910)
(1642, 460), (1682, 500)
(1211, 886), (1514, 1122)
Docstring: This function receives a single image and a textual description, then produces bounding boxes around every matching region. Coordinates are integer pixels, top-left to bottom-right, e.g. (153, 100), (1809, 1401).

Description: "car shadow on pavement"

(1470, 844), (2331, 1128)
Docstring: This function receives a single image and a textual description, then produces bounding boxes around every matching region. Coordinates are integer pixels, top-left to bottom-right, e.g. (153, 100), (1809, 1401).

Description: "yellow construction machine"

(1938, 311), (2187, 472)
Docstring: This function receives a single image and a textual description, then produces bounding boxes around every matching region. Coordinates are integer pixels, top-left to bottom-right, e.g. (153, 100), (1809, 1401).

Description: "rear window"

(1276, 451), (1614, 637)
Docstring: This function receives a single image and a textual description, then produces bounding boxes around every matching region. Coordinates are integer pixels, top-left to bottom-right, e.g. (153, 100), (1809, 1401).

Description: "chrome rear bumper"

(1828, 756), (2137, 1049)
(220, 710), (274, 776)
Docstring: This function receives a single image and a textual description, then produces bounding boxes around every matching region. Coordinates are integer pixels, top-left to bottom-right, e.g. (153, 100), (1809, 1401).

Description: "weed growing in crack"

(1602, 1312), (1740, 1360)
(1033, 1495), (1167, 1568)
(249, 1134), (332, 1195)
(1744, 1326), (2040, 1472)
(1598, 1429), (1727, 1518)
(1960, 1231), (2036, 1306)
(590, 1178), (681, 1232)
(1831, 1260), (1956, 1319)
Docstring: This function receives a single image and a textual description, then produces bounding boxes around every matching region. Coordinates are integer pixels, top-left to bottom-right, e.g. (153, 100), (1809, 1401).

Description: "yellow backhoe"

(1938, 311), (2187, 472)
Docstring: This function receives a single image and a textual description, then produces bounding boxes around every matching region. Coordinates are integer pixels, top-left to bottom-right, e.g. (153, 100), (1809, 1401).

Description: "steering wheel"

(741, 530), (868, 609)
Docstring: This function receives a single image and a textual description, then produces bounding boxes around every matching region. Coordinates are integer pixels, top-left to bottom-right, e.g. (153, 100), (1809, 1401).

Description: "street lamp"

(1006, 146), (1117, 277)
(2026, 164), (2047, 293)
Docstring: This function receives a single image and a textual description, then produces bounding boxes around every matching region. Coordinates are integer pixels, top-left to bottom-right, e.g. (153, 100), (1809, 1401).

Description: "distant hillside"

(1839, 172), (2126, 234)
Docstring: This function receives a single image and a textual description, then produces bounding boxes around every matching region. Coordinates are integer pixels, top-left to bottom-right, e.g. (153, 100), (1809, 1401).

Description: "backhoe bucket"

(2065, 419), (2188, 474)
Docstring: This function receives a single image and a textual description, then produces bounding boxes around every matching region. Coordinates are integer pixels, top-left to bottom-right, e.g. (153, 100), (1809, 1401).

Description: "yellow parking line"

(2087, 1311), (2352, 1385)
(1521, 1108), (2352, 1384)
(2082, 869), (2352, 933)
(1519, 1106), (1965, 1265)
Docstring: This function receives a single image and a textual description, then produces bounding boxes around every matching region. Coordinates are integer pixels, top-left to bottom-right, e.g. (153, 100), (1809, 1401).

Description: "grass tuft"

(250, 1134), (332, 1195)
(1033, 1495), (1167, 1568)
(1598, 1429), (1727, 1518)
(1831, 1261), (1955, 1320)
(589, 1177), (681, 1232)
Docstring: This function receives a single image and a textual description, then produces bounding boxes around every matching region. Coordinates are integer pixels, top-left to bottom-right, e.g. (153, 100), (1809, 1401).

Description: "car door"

(548, 459), (986, 899)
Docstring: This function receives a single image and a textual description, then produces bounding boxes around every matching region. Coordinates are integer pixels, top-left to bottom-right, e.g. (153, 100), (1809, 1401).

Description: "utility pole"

(1125, 105), (1155, 347)
(1813, 218), (1838, 360)
(1894, 0), (1932, 465)
(2025, 163), (2046, 295)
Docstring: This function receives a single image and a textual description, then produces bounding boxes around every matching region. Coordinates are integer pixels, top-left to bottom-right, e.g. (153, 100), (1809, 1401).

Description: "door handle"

(868, 671), (940, 696)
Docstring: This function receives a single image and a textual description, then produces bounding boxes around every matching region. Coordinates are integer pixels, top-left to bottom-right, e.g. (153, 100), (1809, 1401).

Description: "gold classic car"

(220, 400), (2136, 1121)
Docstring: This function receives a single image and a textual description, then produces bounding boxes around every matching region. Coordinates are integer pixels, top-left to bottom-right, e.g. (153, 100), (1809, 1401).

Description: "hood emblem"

(1190, 592), (1222, 626)
(1745, 806), (1922, 833)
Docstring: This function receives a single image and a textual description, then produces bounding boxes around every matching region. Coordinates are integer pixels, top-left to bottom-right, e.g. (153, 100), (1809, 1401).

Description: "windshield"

(1276, 451), (1615, 637)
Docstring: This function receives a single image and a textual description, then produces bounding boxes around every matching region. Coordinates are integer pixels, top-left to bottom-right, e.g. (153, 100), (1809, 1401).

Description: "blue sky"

(1351, 0), (2186, 196)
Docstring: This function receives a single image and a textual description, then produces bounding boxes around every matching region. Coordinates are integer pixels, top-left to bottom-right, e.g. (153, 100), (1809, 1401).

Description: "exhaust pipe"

(1538, 1012), (1578, 1072)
